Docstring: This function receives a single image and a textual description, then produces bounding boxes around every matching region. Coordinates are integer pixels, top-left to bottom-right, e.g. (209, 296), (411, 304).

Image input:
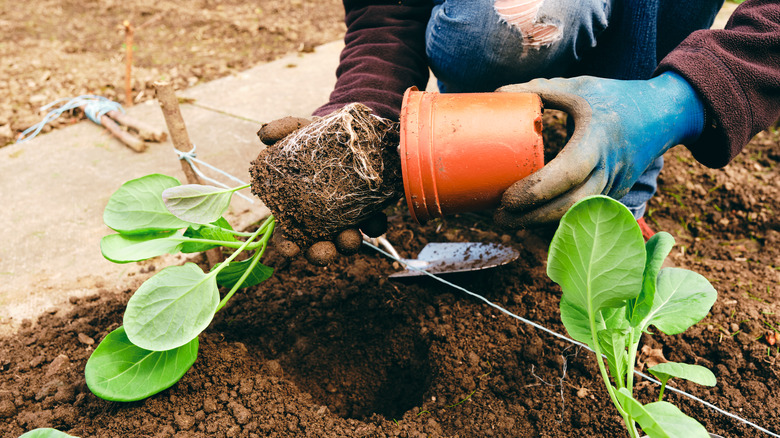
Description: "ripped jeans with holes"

(424, 0), (722, 218)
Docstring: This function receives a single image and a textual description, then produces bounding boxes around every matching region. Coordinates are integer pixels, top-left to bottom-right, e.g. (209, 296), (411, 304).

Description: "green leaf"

(598, 328), (629, 383)
(100, 230), (185, 263)
(643, 401), (710, 438)
(649, 362), (716, 387)
(104, 174), (191, 234)
(641, 268), (717, 334)
(549, 196), (646, 344)
(162, 184), (236, 225)
(19, 429), (79, 438)
(124, 263), (219, 351)
(616, 389), (709, 438)
(630, 232), (675, 324)
(216, 259), (273, 289)
(85, 326), (198, 402)
(616, 388), (671, 438)
(181, 217), (238, 253)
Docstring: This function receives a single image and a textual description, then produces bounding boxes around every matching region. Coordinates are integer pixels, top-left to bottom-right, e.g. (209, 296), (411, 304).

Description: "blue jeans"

(424, 0), (723, 218)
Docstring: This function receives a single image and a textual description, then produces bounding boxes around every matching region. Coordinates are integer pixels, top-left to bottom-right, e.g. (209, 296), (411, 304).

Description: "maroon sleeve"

(313, 0), (434, 121)
(656, 0), (780, 168)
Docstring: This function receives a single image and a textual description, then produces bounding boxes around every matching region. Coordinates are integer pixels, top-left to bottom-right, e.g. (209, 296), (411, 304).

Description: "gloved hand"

(257, 116), (388, 266)
(494, 71), (705, 228)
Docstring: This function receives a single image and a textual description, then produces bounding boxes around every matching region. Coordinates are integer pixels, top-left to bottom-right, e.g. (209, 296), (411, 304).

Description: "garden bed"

(1, 125), (777, 437)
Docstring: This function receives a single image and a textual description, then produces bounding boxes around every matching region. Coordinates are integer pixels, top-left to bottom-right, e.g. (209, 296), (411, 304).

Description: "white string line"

(173, 145), (255, 203)
(362, 241), (780, 438)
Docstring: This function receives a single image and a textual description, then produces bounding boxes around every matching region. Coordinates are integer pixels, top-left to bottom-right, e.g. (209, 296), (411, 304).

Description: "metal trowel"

(366, 235), (520, 279)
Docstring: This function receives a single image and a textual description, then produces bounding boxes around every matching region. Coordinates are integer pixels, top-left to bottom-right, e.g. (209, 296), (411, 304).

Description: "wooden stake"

(153, 81), (201, 185)
(154, 81), (223, 267)
(123, 20), (134, 107)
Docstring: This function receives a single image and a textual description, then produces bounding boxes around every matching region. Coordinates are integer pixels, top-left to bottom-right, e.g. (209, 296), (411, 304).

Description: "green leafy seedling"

(86, 174), (274, 401)
(548, 195), (717, 438)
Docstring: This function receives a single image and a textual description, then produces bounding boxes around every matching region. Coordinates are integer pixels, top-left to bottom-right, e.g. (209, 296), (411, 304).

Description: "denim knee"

(425, 0), (612, 92)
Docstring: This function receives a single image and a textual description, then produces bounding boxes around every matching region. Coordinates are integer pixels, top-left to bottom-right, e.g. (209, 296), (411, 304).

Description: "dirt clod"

(335, 229), (363, 255)
(0, 399), (16, 418)
(275, 237), (301, 259)
(305, 241), (338, 266)
(257, 116), (312, 146)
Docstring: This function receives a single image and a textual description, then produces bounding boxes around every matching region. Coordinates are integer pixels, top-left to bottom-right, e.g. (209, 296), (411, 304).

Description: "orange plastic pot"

(399, 87), (544, 224)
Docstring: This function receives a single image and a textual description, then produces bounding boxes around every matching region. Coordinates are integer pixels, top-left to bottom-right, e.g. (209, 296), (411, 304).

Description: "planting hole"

(276, 310), (431, 420)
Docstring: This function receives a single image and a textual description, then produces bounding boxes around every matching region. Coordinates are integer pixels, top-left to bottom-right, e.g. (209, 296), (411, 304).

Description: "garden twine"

(16, 95), (123, 143)
(174, 144), (255, 203)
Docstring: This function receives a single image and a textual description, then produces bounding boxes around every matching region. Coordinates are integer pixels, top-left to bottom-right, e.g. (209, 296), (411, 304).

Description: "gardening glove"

(257, 116), (388, 266)
(494, 71), (705, 228)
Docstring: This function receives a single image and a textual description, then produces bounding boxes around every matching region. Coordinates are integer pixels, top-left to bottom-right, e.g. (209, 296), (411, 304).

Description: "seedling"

(85, 174), (274, 401)
(547, 196), (717, 438)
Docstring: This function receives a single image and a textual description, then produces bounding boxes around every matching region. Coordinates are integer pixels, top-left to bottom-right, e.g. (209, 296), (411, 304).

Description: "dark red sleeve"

(313, 0), (434, 121)
(656, 0), (780, 168)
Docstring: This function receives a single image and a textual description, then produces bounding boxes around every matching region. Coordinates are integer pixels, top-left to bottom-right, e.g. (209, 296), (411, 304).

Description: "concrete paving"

(0, 41), (343, 335)
(0, 3), (740, 335)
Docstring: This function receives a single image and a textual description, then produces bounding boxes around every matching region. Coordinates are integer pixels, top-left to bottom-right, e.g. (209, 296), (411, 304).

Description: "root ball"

(250, 104), (402, 246)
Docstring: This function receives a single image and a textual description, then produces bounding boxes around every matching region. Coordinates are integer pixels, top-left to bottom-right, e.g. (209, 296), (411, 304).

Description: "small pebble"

(228, 401), (251, 425)
(78, 333), (95, 345)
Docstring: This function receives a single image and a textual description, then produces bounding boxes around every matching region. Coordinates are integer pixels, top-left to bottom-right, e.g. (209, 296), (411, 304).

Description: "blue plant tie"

(16, 95), (124, 143)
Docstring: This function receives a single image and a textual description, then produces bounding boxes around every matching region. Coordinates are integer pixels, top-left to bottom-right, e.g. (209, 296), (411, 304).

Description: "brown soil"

(250, 104), (403, 246)
(1, 121), (778, 437)
(0, 0), (345, 146)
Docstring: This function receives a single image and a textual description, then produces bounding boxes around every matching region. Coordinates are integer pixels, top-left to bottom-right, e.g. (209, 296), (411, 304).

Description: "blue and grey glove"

(494, 71), (705, 228)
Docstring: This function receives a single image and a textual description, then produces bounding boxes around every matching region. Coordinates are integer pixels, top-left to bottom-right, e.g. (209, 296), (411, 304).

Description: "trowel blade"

(388, 242), (520, 278)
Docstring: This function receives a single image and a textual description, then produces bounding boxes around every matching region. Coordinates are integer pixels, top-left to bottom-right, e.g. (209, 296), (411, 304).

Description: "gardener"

(261, 0), (780, 263)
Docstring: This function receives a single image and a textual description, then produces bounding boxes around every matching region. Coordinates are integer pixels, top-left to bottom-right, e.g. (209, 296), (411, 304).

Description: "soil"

(250, 104), (403, 246)
(0, 0), (345, 146)
(1, 118), (778, 437)
(2, 1), (779, 437)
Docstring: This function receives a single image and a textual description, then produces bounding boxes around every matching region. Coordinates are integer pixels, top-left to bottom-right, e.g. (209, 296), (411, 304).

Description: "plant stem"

(658, 382), (667, 402)
(175, 217), (275, 249)
(207, 216), (274, 278)
(625, 330), (642, 438)
(626, 329), (641, 391)
(589, 311), (634, 435)
(201, 224), (259, 237)
(215, 220), (274, 312)
(173, 237), (262, 250)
